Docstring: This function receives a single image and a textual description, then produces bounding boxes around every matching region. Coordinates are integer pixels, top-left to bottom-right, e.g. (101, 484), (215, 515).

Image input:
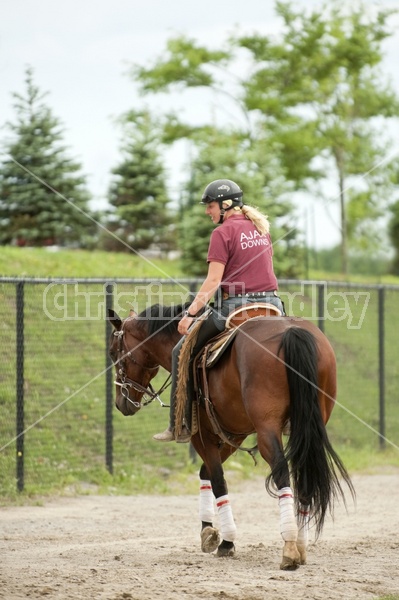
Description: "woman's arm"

(177, 261), (225, 335)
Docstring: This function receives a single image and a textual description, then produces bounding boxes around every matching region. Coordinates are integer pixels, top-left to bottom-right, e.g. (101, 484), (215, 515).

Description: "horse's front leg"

(198, 473), (220, 553)
(296, 503), (310, 565)
(199, 461), (236, 557)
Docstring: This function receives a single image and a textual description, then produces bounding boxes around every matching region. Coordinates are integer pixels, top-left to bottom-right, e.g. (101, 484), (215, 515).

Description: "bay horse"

(108, 304), (354, 570)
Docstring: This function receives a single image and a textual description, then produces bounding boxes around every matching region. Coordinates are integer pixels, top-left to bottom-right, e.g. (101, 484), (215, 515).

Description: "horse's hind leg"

(277, 487), (300, 570)
(257, 429), (301, 570)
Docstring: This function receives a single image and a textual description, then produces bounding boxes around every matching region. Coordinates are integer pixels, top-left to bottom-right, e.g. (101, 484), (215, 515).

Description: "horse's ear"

(107, 308), (122, 331)
(128, 303), (138, 317)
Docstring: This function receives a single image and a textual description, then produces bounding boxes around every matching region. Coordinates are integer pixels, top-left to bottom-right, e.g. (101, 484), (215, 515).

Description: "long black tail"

(275, 326), (354, 537)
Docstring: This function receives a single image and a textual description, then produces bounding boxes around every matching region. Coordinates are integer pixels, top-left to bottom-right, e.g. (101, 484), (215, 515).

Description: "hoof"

(201, 526), (220, 553)
(280, 555), (300, 571)
(217, 541), (235, 557)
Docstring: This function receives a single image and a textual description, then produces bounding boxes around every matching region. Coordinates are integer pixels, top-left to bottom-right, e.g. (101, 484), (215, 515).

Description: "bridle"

(113, 326), (171, 409)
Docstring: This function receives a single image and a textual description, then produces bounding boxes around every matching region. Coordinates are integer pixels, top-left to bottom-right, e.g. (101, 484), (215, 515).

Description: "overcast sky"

(1, 0), (399, 249)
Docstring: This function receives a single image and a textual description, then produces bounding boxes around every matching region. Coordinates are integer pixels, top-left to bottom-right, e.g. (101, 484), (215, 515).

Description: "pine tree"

(108, 110), (173, 252)
(0, 67), (94, 246)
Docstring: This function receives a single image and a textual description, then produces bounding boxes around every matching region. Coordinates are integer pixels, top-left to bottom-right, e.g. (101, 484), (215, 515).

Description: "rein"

(113, 328), (171, 409)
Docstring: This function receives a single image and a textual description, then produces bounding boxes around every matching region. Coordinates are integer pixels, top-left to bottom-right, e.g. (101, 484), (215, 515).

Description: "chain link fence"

(1, 277), (398, 497)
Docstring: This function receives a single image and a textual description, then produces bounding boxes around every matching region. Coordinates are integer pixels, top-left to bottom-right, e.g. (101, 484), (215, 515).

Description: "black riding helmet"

(201, 179), (243, 205)
(200, 179), (243, 224)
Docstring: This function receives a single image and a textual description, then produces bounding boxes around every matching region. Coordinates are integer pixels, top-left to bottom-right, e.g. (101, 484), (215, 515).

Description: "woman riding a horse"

(108, 178), (353, 570)
(153, 178), (285, 443)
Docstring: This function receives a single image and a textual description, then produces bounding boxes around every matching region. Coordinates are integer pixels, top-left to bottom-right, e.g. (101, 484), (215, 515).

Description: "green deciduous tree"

(237, 1), (399, 272)
(130, 0), (399, 274)
(107, 110), (174, 253)
(0, 67), (94, 247)
(389, 203), (399, 274)
(131, 38), (303, 276)
(388, 163), (399, 275)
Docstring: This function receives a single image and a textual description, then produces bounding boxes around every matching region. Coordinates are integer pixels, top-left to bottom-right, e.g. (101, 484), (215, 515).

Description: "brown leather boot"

(153, 427), (174, 442)
(153, 425), (191, 443)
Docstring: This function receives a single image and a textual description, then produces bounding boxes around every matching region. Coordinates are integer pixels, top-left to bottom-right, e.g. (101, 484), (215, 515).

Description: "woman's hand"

(178, 315), (194, 335)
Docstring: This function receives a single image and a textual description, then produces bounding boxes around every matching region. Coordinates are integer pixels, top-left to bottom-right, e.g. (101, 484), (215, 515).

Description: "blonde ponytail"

(221, 200), (270, 235)
(241, 205), (270, 235)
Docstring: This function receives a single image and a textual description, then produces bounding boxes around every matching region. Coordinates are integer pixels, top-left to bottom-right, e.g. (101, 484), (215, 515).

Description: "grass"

(1, 245), (399, 283)
(0, 246), (185, 279)
(307, 266), (399, 285)
(0, 247), (399, 503)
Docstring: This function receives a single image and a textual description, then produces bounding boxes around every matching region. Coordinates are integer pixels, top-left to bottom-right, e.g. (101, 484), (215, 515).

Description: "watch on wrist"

(184, 310), (196, 318)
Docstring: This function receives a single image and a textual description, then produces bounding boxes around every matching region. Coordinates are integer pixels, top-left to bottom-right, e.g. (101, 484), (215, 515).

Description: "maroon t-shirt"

(207, 213), (278, 294)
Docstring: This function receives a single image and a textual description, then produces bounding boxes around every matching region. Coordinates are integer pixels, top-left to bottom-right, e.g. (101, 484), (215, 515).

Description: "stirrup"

(175, 425), (191, 444)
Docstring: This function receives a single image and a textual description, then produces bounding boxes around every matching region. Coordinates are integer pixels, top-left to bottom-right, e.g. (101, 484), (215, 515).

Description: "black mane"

(137, 303), (189, 337)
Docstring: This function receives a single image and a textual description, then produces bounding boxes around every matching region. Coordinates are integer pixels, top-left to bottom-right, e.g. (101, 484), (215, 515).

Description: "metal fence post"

(105, 283), (114, 474)
(378, 286), (385, 449)
(317, 283), (325, 332)
(16, 281), (25, 492)
(189, 281), (198, 299)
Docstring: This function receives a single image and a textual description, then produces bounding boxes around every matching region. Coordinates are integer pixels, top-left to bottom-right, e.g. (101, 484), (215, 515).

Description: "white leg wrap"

(216, 495), (237, 542)
(278, 487), (298, 542)
(297, 504), (310, 548)
(199, 480), (215, 523)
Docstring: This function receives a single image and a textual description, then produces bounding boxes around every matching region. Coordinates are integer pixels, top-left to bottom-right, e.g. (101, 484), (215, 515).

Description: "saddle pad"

(205, 303), (281, 367)
(205, 328), (237, 368)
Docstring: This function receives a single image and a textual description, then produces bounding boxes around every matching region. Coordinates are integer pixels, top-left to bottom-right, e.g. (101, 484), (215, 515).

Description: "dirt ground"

(1, 473), (399, 600)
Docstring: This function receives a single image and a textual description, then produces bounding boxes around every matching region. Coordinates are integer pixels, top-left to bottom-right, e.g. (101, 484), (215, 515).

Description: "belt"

(222, 290), (277, 300)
